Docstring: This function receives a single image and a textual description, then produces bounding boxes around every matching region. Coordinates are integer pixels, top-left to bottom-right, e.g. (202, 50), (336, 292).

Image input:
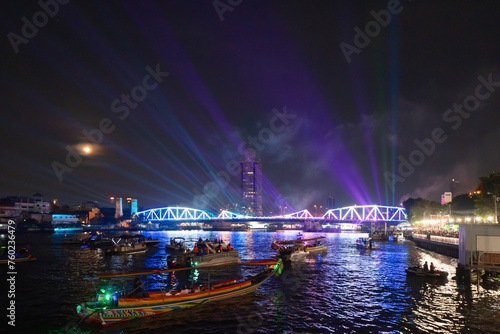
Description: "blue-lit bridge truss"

(136, 205), (407, 222)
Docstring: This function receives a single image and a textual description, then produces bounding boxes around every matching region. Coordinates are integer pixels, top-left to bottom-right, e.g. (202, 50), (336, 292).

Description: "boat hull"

(306, 245), (327, 252)
(105, 244), (147, 255)
(80, 282), (262, 325)
(405, 267), (448, 278)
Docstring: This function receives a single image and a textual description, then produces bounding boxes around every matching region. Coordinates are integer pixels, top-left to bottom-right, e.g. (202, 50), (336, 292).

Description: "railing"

(430, 236), (459, 245)
(412, 234), (459, 245)
(471, 251), (500, 267)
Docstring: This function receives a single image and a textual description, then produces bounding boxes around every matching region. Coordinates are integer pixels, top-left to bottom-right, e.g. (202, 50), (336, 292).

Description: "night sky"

(1, 1), (499, 213)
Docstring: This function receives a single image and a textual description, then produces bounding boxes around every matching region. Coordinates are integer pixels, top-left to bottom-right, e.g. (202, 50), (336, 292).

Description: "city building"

(131, 199), (138, 215)
(441, 192), (453, 205)
(327, 194), (336, 210)
(115, 197), (123, 219)
(240, 158), (263, 216)
(0, 193), (50, 216)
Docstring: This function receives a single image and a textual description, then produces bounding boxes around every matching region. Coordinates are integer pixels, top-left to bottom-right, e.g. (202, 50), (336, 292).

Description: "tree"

(409, 198), (442, 221)
(475, 171), (500, 218)
(402, 197), (419, 222)
(452, 194), (476, 211)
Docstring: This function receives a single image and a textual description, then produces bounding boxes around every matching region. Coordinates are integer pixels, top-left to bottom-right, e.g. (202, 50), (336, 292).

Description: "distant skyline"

(1, 1), (499, 211)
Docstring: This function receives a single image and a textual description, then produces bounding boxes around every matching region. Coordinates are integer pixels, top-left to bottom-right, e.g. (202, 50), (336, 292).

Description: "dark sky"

(1, 0), (499, 213)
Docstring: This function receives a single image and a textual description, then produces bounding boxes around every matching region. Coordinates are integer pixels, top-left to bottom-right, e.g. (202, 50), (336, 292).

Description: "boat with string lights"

(76, 259), (283, 326)
(271, 238), (325, 261)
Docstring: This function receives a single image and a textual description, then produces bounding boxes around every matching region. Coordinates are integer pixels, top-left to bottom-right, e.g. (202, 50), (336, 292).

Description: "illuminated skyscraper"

(240, 158), (262, 216)
(131, 199), (138, 215)
(115, 197), (123, 219)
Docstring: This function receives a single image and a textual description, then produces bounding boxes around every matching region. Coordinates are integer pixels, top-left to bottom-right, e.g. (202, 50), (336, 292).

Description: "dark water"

(2, 231), (500, 334)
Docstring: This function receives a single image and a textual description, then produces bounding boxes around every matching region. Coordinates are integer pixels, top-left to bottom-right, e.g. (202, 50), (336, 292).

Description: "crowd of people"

(414, 228), (459, 238)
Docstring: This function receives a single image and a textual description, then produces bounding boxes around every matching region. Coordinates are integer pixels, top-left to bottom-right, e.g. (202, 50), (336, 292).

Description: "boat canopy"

(115, 234), (146, 239)
(273, 236), (325, 245)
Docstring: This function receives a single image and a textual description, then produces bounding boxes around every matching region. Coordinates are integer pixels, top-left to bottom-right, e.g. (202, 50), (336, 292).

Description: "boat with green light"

(76, 258), (283, 326)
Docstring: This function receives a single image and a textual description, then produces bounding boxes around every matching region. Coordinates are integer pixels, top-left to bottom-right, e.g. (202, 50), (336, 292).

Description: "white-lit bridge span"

(135, 205), (407, 223)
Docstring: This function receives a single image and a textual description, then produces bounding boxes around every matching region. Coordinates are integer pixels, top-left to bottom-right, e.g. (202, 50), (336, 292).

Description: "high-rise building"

(115, 198), (123, 219)
(327, 194), (335, 210)
(240, 158), (263, 216)
(131, 199), (138, 215)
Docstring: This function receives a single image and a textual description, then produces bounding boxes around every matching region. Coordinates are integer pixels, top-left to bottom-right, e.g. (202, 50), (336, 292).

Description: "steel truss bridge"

(135, 205), (407, 223)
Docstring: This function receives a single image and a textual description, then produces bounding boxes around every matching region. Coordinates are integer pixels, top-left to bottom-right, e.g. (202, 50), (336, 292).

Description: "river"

(1, 230), (500, 334)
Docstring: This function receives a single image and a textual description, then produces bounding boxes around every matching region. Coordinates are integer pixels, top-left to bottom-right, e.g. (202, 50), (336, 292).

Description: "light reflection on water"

(2, 231), (500, 333)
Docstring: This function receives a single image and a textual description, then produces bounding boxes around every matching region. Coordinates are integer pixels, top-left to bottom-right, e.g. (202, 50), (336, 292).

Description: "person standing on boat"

(430, 262), (435, 274)
(134, 278), (148, 298)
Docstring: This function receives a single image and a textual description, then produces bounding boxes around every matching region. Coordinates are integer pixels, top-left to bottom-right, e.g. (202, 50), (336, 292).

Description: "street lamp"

(487, 192), (499, 224)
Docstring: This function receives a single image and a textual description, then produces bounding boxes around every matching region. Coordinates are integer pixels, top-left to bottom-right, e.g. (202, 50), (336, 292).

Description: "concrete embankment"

(408, 235), (459, 258)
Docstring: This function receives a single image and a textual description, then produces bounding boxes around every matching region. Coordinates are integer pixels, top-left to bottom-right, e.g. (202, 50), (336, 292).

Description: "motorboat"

(271, 238), (317, 261)
(370, 232), (389, 241)
(392, 231), (404, 242)
(165, 237), (188, 252)
(82, 233), (112, 248)
(77, 259), (283, 326)
(356, 237), (377, 250)
(405, 266), (448, 278)
(105, 235), (147, 255)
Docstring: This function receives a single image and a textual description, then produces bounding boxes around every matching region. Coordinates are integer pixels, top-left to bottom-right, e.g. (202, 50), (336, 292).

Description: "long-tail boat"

(76, 259), (283, 326)
(302, 237), (327, 252)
